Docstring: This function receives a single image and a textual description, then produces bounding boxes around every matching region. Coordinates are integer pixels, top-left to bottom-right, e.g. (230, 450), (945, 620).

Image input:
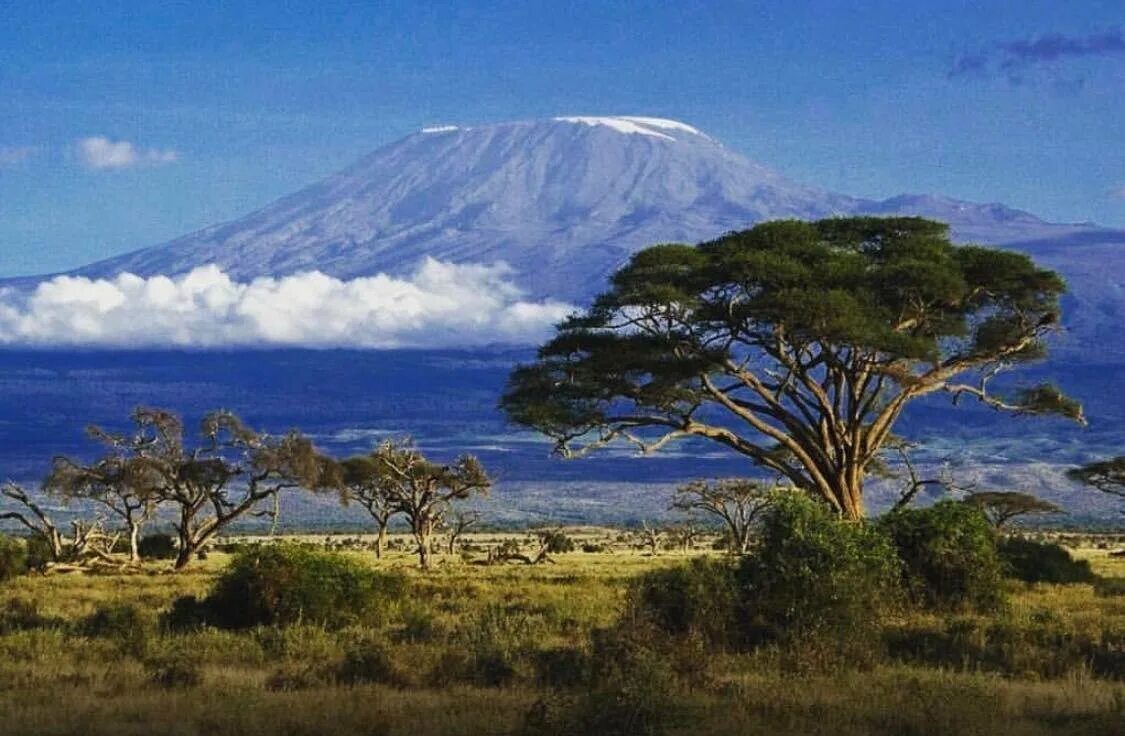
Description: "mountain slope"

(15, 116), (1125, 358)
(62, 117), (861, 299)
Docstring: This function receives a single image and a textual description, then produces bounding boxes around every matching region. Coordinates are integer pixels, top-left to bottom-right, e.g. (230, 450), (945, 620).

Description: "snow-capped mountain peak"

(551, 116), (708, 140)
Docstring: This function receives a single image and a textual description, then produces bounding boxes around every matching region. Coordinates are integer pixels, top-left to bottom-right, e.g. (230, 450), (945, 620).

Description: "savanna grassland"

(1, 529), (1123, 736)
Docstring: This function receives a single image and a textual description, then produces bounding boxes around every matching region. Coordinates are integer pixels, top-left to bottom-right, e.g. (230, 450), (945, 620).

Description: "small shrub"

(80, 602), (150, 639)
(998, 537), (1096, 584)
(23, 535), (54, 571)
(1095, 577), (1125, 597)
(572, 625), (687, 735)
(161, 595), (209, 631)
(335, 640), (413, 687)
(265, 663), (331, 691)
(146, 655), (203, 689)
(625, 557), (739, 649)
(880, 501), (1006, 612)
(137, 533), (178, 560)
(540, 530), (576, 554)
(580, 542), (607, 553)
(198, 544), (406, 629)
(736, 493), (900, 668)
(0, 598), (60, 633)
(885, 613), (1125, 679)
(0, 535), (28, 581)
(533, 647), (589, 688)
(396, 604), (442, 643)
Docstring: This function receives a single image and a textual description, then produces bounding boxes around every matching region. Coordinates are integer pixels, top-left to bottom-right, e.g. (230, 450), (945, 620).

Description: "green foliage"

(963, 491), (1063, 528)
(1068, 456), (1125, 499)
(335, 638), (414, 687)
(999, 537), (1096, 584)
(736, 493), (900, 666)
(80, 603), (150, 640)
(137, 533), (177, 560)
(0, 535), (28, 581)
(539, 529), (576, 553)
(23, 535), (54, 571)
(194, 544), (406, 629)
(886, 611), (1125, 680)
(880, 501), (1007, 612)
(625, 557), (740, 648)
(0, 597), (61, 634)
(502, 216), (1075, 519)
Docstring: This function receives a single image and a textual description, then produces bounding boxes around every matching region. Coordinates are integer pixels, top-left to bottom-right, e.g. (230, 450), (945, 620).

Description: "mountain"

(13, 115), (1125, 356)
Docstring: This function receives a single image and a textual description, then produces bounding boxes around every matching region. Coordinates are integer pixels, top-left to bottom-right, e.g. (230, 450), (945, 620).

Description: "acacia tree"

(445, 510), (481, 555)
(672, 479), (774, 553)
(1067, 457), (1125, 504)
(336, 453), (397, 559)
(45, 440), (163, 562)
(963, 491), (1063, 528)
(366, 439), (490, 568)
(76, 408), (334, 569)
(503, 217), (1082, 519)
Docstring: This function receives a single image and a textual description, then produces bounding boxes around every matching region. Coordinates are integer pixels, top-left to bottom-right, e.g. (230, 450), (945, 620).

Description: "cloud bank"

(0, 259), (573, 348)
(949, 27), (1125, 87)
(78, 136), (179, 170)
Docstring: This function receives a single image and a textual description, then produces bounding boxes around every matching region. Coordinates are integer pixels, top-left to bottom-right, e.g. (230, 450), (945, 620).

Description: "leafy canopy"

(503, 217), (1080, 518)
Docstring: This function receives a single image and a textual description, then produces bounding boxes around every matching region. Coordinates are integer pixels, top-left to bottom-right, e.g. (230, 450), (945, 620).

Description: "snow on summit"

(553, 116), (705, 140)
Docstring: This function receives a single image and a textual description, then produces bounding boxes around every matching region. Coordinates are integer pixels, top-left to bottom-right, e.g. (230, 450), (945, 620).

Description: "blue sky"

(1, 0), (1122, 276)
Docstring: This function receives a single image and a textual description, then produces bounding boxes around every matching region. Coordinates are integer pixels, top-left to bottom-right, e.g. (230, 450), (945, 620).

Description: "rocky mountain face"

(21, 115), (1125, 358)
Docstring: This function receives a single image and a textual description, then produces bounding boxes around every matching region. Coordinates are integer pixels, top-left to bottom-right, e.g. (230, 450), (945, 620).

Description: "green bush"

(80, 602), (150, 640)
(625, 557), (739, 649)
(23, 535), (54, 571)
(998, 537), (1096, 584)
(736, 493), (900, 668)
(885, 612), (1125, 679)
(540, 530), (576, 554)
(137, 533), (178, 560)
(0, 598), (61, 633)
(195, 544), (406, 629)
(880, 501), (1006, 612)
(335, 639), (413, 687)
(560, 624), (691, 736)
(0, 535), (28, 581)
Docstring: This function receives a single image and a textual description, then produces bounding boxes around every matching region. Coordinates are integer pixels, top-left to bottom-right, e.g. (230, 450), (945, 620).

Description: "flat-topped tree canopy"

(502, 216), (1083, 519)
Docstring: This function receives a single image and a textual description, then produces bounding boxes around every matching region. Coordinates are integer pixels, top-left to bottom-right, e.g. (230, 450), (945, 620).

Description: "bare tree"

(44, 449), (162, 563)
(445, 510), (481, 555)
(671, 479), (774, 554)
(0, 483), (119, 566)
(366, 439), (491, 569)
(963, 491), (1064, 529)
(666, 522), (706, 553)
(637, 521), (664, 556)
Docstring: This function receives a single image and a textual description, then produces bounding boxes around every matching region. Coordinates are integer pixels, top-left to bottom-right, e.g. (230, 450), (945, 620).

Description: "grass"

(0, 532), (1122, 735)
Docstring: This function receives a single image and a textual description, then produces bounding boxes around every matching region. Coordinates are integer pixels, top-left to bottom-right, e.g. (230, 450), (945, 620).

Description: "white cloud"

(0, 259), (573, 348)
(77, 136), (179, 170)
(0, 146), (38, 168)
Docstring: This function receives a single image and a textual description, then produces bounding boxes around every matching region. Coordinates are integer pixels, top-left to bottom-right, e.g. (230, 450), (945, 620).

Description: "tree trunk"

(416, 534), (431, 569)
(375, 523), (386, 560)
(173, 543), (194, 570)
(128, 522), (141, 563)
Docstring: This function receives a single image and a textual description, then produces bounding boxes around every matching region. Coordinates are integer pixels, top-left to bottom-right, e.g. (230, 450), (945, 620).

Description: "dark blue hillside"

(0, 349), (1117, 523)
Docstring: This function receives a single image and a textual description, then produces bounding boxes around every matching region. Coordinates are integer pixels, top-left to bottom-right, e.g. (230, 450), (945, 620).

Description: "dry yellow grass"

(0, 535), (1122, 735)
